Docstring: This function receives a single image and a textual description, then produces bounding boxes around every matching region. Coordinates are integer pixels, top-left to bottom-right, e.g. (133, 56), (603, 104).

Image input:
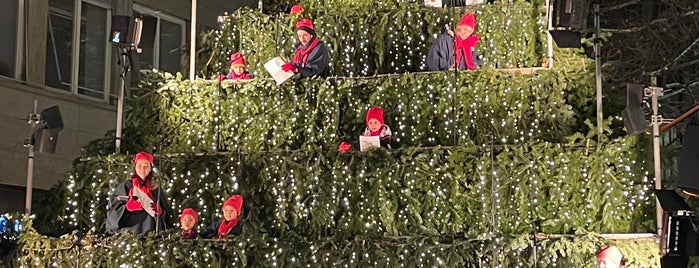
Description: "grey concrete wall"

(0, 79), (116, 189)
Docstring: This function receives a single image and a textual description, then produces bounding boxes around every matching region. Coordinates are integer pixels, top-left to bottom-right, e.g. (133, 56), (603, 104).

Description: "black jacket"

(292, 38), (330, 78)
(106, 179), (173, 236)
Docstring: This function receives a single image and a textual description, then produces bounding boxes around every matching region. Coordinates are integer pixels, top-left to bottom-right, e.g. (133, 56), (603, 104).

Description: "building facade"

(0, 0), (255, 213)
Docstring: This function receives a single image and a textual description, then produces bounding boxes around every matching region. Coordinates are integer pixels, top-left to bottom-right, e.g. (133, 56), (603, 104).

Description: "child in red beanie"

(200, 195), (243, 239)
(219, 51), (253, 80)
(179, 207), (198, 239)
(426, 12), (482, 71)
(338, 106), (396, 153)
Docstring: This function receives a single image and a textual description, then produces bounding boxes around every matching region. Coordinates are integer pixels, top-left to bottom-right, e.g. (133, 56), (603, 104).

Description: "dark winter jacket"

(426, 32), (482, 71)
(106, 178), (173, 236)
(291, 38), (330, 78)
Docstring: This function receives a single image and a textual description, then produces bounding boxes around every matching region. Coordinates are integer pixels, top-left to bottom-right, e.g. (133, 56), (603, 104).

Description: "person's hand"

(151, 203), (163, 216)
(447, 29), (454, 37)
(281, 62), (297, 73)
(338, 142), (352, 153)
(218, 74), (226, 81)
(125, 199), (143, 211)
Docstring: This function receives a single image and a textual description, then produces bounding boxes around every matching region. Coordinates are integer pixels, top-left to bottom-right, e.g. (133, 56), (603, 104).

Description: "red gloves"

(125, 199), (142, 211)
(338, 142), (352, 153)
(218, 74), (226, 81)
(126, 198), (162, 216)
(281, 62), (298, 73)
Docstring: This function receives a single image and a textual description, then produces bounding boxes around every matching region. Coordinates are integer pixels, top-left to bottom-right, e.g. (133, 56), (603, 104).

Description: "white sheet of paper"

(359, 135), (380, 152)
(264, 57), (294, 85)
(132, 187), (156, 217)
(424, 0), (442, 7)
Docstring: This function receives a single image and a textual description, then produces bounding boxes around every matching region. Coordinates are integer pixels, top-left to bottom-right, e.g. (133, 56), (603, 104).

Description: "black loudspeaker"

(552, 0), (589, 30)
(622, 106), (647, 135)
(137, 16), (157, 52)
(661, 255), (689, 268)
(678, 124), (699, 195)
(110, 15), (134, 44)
(549, 30), (581, 48)
(622, 83), (648, 135)
(40, 105), (63, 130)
(33, 128), (60, 154)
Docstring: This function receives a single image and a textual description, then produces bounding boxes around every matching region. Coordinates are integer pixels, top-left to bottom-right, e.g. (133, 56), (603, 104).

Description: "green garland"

(205, 2), (544, 77)
(12, 218), (661, 267)
(7, 1), (667, 267)
(129, 67), (594, 155)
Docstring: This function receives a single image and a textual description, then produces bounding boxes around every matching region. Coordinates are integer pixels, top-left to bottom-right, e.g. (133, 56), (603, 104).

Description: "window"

(0, 0), (19, 78)
(159, 19), (184, 74)
(43, 1), (185, 101)
(77, 3), (108, 99)
(135, 6), (185, 76)
(46, 0), (110, 100)
(46, 3), (74, 91)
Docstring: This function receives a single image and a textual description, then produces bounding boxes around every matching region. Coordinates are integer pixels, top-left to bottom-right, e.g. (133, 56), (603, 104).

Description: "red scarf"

(293, 37), (320, 67)
(216, 218), (239, 238)
(454, 35), (480, 70)
(228, 71), (251, 80)
(128, 174), (154, 209)
(369, 126), (385, 136)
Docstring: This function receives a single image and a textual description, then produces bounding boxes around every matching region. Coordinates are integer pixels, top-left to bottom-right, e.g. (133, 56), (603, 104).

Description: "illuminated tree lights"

(9, 2), (659, 267)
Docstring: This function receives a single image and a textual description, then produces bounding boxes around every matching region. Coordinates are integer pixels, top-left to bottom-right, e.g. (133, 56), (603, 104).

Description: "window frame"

(45, 0), (112, 102)
(133, 4), (187, 72)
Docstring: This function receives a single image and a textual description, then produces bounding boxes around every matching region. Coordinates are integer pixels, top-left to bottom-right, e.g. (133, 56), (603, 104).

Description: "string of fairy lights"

(29, 2), (655, 267)
(210, 3), (541, 79)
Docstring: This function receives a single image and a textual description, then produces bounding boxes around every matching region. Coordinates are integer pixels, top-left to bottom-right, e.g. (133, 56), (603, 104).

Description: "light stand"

(593, 4), (603, 137)
(24, 100), (39, 215)
(648, 83), (664, 236)
(115, 47), (130, 154)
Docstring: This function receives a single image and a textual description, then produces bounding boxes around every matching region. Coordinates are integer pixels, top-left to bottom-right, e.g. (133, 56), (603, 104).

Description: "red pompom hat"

(458, 12), (476, 30)
(134, 151), (154, 164)
(223, 195), (243, 213)
(229, 52), (246, 67)
(290, 4), (304, 14)
(296, 18), (315, 36)
(180, 207), (198, 222)
(365, 106), (385, 126)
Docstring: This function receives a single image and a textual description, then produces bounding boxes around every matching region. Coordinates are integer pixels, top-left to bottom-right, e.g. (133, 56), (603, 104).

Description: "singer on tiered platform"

(106, 151), (173, 236)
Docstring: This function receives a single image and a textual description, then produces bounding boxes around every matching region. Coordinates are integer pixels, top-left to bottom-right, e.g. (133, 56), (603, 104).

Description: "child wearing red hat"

(426, 12), (482, 71)
(338, 106), (396, 153)
(596, 245), (625, 268)
(179, 208), (198, 239)
(220, 51), (253, 80)
(200, 195), (244, 239)
(281, 18), (330, 78)
(106, 151), (173, 236)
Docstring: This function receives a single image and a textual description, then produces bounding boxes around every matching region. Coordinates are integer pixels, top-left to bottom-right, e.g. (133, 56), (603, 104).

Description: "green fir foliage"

(6, 1), (664, 267)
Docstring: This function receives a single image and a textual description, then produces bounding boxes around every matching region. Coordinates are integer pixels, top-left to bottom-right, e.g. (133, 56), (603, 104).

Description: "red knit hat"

(290, 4), (304, 14)
(597, 245), (624, 266)
(296, 18), (314, 31)
(229, 52), (246, 67)
(223, 195), (243, 213)
(134, 151), (154, 164)
(458, 12), (476, 30)
(180, 207), (198, 222)
(365, 106), (385, 125)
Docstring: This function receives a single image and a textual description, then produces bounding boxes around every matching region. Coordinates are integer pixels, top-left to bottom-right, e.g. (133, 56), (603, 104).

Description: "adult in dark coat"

(281, 18), (330, 78)
(426, 12), (482, 71)
(200, 195), (243, 239)
(106, 151), (173, 236)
